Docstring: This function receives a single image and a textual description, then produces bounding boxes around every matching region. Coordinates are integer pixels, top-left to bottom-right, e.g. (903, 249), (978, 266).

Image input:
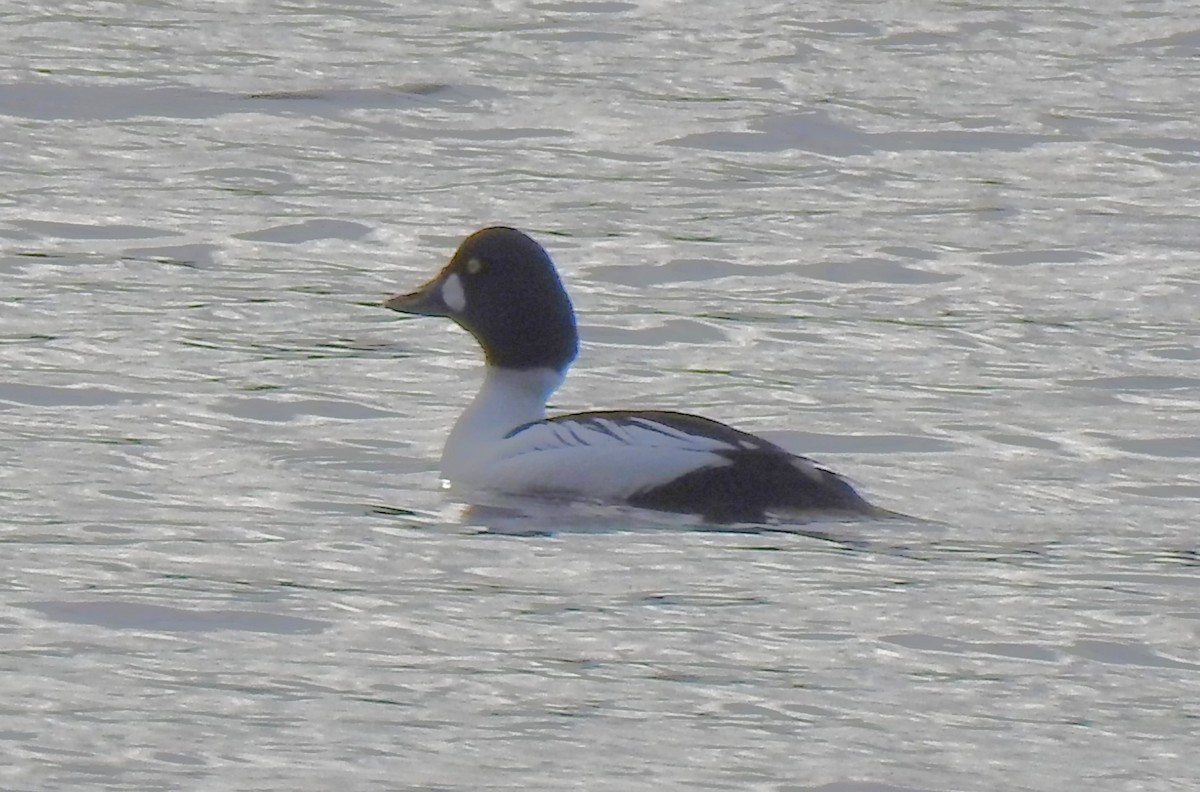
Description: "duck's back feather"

(489, 410), (873, 523)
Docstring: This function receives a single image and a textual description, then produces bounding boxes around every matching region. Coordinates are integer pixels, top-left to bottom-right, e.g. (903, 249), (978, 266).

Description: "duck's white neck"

(441, 366), (565, 480)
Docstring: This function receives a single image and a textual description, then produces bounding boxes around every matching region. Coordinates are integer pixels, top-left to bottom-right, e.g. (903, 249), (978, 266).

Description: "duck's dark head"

(385, 227), (579, 373)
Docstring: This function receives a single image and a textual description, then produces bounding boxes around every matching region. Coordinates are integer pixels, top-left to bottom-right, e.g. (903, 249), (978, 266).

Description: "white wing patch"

(512, 415), (742, 456)
(449, 414), (742, 499)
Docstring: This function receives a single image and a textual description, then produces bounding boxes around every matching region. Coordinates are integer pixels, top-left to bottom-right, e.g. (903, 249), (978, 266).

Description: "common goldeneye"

(384, 226), (882, 523)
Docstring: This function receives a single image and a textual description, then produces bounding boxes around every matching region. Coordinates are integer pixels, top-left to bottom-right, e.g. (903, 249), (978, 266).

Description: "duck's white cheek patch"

(441, 273), (467, 313)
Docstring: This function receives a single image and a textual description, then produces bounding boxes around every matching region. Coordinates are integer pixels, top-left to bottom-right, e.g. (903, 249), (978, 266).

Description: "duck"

(383, 226), (884, 523)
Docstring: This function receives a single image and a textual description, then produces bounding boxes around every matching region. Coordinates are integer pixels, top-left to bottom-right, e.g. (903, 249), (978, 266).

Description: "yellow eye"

(466, 257), (484, 275)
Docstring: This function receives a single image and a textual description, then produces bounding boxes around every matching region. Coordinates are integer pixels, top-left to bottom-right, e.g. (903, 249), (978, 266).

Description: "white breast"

(440, 366), (561, 481)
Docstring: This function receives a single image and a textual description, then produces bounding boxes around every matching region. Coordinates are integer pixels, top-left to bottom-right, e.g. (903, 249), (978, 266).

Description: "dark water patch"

(1111, 483), (1200, 499)
(195, 167), (300, 195)
(518, 30), (632, 43)
(638, 592), (770, 608)
(246, 82), (451, 101)
(787, 781), (937, 792)
(760, 41), (825, 64)
(1111, 135), (1200, 164)
(581, 318), (730, 345)
(1067, 375), (1200, 391)
(1067, 571), (1200, 589)
(234, 219), (373, 244)
(879, 245), (942, 261)
(214, 396), (397, 422)
(881, 633), (1059, 663)
(1126, 29), (1200, 55)
(1068, 639), (1200, 671)
(1146, 345), (1200, 361)
(878, 129), (1069, 153)
(441, 126), (572, 141)
(121, 243), (220, 268)
(794, 19), (882, 36)
(666, 112), (875, 157)
(269, 443), (425, 474)
(201, 337), (408, 361)
(177, 333), (410, 360)
(760, 431), (961, 455)
(0, 82), (462, 121)
(531, 0), (637, 11)
(664, 110), (1071, 157)
(985, 433), (1064, 452)
(25, 600), (329, 634)
(0, 333), (58, 346)
(1102, 435), (1200, 458)
(586, 258), (780, 286)
(980, 248), (1101, 266)
(876, 31), (952, 48)
(367, 504), (421, 517)
(796, 257), (957, 285)
(14, 219), (176, 240)
(0, 382), (137, 407)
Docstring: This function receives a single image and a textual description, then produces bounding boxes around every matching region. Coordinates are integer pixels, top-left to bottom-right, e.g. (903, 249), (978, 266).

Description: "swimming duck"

(384, 226), (881, 523)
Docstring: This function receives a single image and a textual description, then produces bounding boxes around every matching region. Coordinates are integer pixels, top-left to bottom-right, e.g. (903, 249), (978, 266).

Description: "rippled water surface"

(3, 2), (1198, 790)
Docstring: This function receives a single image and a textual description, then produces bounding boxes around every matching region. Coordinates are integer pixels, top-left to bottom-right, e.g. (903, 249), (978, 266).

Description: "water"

(2, 2), (1198, 790)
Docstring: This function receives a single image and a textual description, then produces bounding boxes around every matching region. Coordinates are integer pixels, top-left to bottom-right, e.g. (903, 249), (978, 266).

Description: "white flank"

(443, 395), (736, 500)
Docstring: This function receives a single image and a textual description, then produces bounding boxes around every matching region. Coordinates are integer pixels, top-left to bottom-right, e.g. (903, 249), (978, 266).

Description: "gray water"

(2, 2), (1198, 790)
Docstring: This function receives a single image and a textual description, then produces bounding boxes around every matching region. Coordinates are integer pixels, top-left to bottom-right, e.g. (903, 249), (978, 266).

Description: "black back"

(539, 410), (876, 523)
(627, 449), (872, 523)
